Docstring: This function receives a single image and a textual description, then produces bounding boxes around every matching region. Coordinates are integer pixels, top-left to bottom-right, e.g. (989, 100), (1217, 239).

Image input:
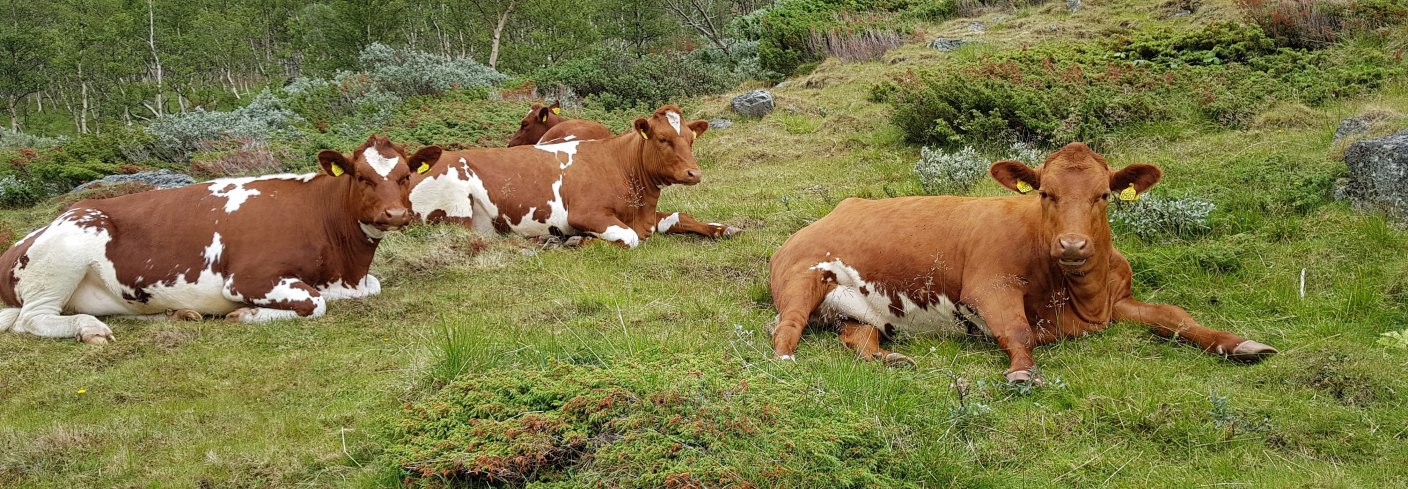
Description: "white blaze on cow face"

(597, 225), (641, 248)
(666, 111), (682, 135)
(363, 147), (401, 179)
(409, 164), (475, 220)
(810, 258), (978, 338)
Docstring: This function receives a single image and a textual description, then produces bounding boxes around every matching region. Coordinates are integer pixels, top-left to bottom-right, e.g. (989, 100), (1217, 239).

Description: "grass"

(4, 0), (1408, 486)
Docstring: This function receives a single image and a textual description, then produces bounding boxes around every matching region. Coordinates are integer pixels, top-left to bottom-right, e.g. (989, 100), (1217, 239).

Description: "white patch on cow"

(534, 140), (581, 170)
(564, 135), (577, 141)
(319, 274), (381, 300)
(363, 147), (399, 179)
(409, 165), (474, 220)
(666, 111), (681, 135)
(810, 258), (976, 337)
(203, 233), (223, 267)
(778, 355), (796, 361)
(206, 173), (317, 213)
(360, 222), (386, 241)
(655, 212), (681, 233)
(596, 225), (640, 248)
(236, 277), (326, 323)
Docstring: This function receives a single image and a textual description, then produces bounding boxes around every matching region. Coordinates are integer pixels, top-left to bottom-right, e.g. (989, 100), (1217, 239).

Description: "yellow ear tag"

(330, 164), (345, 177)
(640, 130), (649, 140)
(417, 162), (431, 174)
(540, 115), (548, 122)
(1118, 183), (1139, 201)
(1016, 181), (1034, 194)
(551, 107), (561, 115)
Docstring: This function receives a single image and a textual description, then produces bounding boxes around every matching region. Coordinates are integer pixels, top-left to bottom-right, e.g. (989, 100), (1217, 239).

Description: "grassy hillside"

(3, 0), (1408, 487)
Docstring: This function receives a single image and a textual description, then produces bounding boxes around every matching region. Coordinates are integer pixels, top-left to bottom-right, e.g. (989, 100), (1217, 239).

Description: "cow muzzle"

(676, 168), (702, 185)
(373, 208), (412, 231)
(1053, 233), (1092, 268)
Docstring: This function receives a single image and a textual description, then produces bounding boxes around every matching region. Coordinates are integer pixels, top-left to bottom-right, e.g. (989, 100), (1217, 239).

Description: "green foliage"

(358, 42), (506, 97)
(1378, 329), (1408, 348)
(1110, 194), (1217, 242)
(0, 175), (44, 208)
(382, 357), (905, 488)
(878, 22), (1403, 148)
(533, 48), (738, 111)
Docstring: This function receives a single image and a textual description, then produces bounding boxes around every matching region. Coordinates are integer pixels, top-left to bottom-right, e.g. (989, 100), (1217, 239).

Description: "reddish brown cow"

(507, 101), (565, 147)
(768, 143), (1276, 383)
(411, 105), (738, 247)
(539, 119), (613, 144)
(0, 135), (442, 343)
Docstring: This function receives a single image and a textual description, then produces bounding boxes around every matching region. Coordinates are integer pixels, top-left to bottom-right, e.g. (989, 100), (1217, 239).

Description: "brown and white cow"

(0, 135), (442, 343)
(768, 143), (1277, 383)
(411, 105), (738, 247)
(507, 101), (612, 146)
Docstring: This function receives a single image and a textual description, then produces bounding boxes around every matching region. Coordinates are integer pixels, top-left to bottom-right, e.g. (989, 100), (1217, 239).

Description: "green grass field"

(4, 1), (1408, 487)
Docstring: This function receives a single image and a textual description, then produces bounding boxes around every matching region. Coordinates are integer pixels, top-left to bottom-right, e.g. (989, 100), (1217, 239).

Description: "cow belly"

(65, 269), (241, 316)
(812, 258), (987, 338)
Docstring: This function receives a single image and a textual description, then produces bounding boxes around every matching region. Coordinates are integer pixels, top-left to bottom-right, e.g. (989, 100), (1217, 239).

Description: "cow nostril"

(385, 209), (408, 220)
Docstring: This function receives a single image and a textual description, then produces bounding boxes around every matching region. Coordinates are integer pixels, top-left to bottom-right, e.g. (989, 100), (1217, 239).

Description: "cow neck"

(597, 133), (667, 202)
(313, 174), (380, 259)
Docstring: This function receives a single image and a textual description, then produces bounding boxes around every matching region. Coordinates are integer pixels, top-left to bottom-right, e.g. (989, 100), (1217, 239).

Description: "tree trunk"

(226, 68), (241, 99)
(147, 0), (165, 116)
(34, 92), (42, 113)
(488, 0), (516, 69)
(80, 80), (90, 134)
(8, 99), (18, 134)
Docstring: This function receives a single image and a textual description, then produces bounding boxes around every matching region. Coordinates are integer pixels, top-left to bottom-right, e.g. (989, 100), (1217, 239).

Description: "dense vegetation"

(2, 0), (1408, 486)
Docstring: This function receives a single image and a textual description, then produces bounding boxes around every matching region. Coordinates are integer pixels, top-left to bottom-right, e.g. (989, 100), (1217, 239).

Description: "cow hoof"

(719, 226), (742, 238)
(1229, 340), (1278, 363)
(883, 352), (916, 368)
(563, 236), (586, 247)
(78, 324), (115, 345)
(777, 354), (796, 362)
(1005, 370), (1043, 386)
(226, 308), (254, 323)
(167, 309), (202, 321)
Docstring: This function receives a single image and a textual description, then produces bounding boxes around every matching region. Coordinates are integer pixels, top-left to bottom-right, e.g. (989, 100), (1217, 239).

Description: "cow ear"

(408, 146), (443, 175)
(550, 100), (561, 115)
(538, 106), (554, 123)
(318, 150), (352, 177)
(990, 160), (1040, 194)
(687, 120), (709, 137)
(1110, 164), (1162, 199)
(634, 118), (652, 140)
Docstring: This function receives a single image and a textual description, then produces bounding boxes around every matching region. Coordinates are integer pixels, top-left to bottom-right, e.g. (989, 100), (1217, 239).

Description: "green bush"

(878, 22), (1402, 148)
(382, 358), (905, 488)
(532, 48), (738, 111)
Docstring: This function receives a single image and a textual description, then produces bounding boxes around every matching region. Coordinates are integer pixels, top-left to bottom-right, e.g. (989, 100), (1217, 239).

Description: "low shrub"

(145, 90), (303, 163)
(188, 137), (297, 179)
(1237, 0), (1408, 48)
(383, 357), (904, 488)
(0, 130), (65, 149)
(358, 42), (506, 97)
(915, 146), (989, 193)
(1109, 193), (1216, 241)
(533, 48), (738, 111)
(49, 181), (156, 208)
(0, 175), (45, 208)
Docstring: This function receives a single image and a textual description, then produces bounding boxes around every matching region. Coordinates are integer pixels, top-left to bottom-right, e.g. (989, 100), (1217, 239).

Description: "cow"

(410, 105), (739, 247)
(767, 142), (1277, 383)
(507, 101), (613, 147)
(0, 135), (443, 343)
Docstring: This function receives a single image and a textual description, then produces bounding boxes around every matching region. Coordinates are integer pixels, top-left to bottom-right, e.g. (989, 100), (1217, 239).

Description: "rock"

(1334, 116), (1373, 142)
(709, 119), (733, 130)
(968, 22), (986, 32)
(1067, 0), (1082, 12)
(731, 90), (775, 118)
(73, 169), (195, 193)
(929, 38), (968, 52)
(1342, 129), (1408, 221)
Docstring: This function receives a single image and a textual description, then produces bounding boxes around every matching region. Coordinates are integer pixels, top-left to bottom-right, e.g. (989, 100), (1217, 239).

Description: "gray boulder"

(731, 90), (774, 118)
(1342, 129), (1408, 221)
(1334, 117), (1372, 142)
(73, 169), (195, 193)
(929, 38), (968, 52)
(968, 22), (986, 32)
(709, 118), (733, 130)
(1067, 0), (1082, 12)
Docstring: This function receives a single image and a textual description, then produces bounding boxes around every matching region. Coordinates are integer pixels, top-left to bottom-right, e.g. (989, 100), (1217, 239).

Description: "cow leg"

(2, 237), (115, 343)
(770, 266), (830, 360)
(1112, 298), (1277, 363)
(965, 291), (1039, 384)
(224, 278), (327, 323)
(654, 212), (741, 239)
(838, 321), (915, 367)
(569, 215), (641, 248)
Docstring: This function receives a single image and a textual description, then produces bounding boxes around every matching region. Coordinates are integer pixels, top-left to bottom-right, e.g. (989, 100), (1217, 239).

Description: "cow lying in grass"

(411, 105), (738, 248)
(507, 101), (612, 147)
(0, 135), (441, 343)
(768, 143), (1277, 383)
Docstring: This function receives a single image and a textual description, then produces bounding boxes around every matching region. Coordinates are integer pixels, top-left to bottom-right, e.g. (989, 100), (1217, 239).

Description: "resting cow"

(0, 135), (442, 343)
(411, 105), (738, 247)
(507, 101), (612, 146)
(768, 142), (1277, 382)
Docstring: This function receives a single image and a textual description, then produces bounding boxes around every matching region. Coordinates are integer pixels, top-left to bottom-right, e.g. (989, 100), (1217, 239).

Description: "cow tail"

(0, 308), (18, 332)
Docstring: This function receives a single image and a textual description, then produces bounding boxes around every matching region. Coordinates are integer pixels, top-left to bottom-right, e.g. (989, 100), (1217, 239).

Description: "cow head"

(633, 105), (710, 186)
(990, 143), (1161, 273)
(318, 135), (443, 234)
(507, 101), (564, 147)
